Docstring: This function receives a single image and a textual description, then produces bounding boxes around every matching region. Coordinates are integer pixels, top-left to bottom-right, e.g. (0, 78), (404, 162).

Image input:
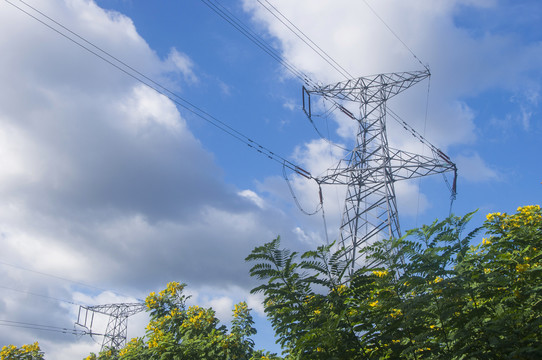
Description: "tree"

(86, 281), (278, 360)
(246, 205), (542, 359)
(246, 238), (364, 359)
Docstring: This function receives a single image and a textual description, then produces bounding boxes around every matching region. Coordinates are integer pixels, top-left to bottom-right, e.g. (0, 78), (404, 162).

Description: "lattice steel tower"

(303, 69), (457, 270)
(76, 303), (147, 351)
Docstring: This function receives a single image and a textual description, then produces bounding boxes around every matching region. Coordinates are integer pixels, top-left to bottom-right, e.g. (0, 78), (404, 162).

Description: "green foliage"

(88, 281), (275, 360)
(1, 343), (44, 360)
(246, 238), (363, 359)
(247, 205), (542, 359)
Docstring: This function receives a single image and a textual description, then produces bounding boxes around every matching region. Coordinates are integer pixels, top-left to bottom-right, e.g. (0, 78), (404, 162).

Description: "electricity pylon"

(302, 69), (457, 271)
(76, 303), (146, 351)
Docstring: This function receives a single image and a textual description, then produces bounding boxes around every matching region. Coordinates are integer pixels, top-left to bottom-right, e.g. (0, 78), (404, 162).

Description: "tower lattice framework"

(76, 303), (147, 351)
(303, 69), (457, 270)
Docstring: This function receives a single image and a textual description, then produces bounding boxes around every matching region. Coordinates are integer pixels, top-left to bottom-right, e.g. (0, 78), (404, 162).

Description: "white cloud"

(0, 1), (297, 357)
(117, 85), (184, 133)
(455, 152), (501, 182)
(395, 181), (430, 217)
(292, 138), (345, 176)
(238, 189), (266, 209)
(165, 48), (199, 84)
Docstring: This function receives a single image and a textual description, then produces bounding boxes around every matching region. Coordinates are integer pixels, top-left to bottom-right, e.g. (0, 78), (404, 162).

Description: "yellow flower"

(369, 300), (379, 307)
(145, 292), (159, 309)
(314, 309), (321, 315)
(333, 284), (348, 295)
(516, 263), (530, 272)
(482, 238), (492, 246)
(20, 342), (40, 353)
(166, 281), (181, 296)
(372, 270), (388, 277)
(486, 212), (500, 221)
(484, 268), (491, 274)
(389, 308), (402, 318)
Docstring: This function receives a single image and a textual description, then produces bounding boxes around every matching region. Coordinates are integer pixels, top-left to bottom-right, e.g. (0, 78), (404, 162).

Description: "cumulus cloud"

(455, 152), (501, 182)
(165, 48), (199, 84)
(238, 189), (266, 209)
(0, 0), (296, 356)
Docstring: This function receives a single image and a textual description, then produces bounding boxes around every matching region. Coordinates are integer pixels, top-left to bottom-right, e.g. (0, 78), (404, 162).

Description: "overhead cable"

(0, 260), (122, 298)
(282, 163), (321, 216)
(200, 0), (316, 87)
(362, 0), (428, 70)
(256, 0), (354, 81)
(0, 284), (79, 306)
(0, 319), (92, 336)
(4, 0), (311, 179)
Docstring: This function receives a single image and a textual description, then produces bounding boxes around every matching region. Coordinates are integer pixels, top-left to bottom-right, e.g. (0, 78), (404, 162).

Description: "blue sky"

(0, 0), (540, 358)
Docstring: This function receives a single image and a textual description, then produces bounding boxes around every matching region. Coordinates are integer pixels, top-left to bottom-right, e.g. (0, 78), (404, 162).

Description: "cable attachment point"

(302, 86), (311, 118)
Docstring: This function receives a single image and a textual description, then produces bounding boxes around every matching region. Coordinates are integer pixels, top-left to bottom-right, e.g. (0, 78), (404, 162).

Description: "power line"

(3, 0), (312, 180)
(199, 0), (316, 87)
(0, 260), (146, 303)
(200, 0), (352, 154)
(0, 319), (92, 336)
(256, 0), (354, 81)
(203, 0), (429, 157)
(282, 164), (321, 216)
(0, 284), (79, 306)
(0, 260), (116, 296)
(361, 0), (428, 70)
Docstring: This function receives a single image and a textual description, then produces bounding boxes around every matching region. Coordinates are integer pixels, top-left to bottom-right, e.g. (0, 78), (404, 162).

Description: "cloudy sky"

(0, 0), (540, 357)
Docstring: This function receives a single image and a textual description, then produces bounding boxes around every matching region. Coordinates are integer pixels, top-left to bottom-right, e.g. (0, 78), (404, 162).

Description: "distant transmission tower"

(76, 303), (146, 351)
(303, 69), (457, 271)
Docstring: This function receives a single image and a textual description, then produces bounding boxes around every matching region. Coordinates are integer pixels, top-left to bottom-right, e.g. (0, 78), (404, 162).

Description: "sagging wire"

(282, 162), (331, 245)
(283, 163), (320, 216)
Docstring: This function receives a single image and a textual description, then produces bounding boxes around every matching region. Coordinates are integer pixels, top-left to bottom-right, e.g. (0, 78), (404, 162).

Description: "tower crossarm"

(316, 147), (456, 186)
(83, 303), (147, 317)
(308, 70), (430, 104)
(387, 148), (456, 181)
